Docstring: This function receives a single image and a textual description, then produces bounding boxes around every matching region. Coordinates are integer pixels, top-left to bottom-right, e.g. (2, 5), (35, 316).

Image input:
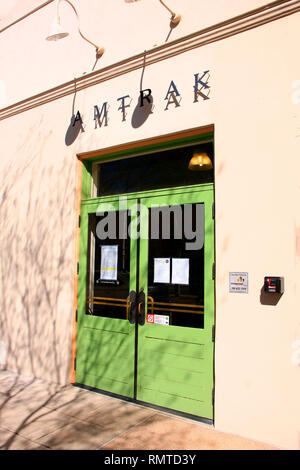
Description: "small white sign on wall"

(229, 272), (248, 293)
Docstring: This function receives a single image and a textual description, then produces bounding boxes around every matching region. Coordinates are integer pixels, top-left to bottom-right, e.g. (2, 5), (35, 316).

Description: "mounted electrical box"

(264, 277), (284, 294)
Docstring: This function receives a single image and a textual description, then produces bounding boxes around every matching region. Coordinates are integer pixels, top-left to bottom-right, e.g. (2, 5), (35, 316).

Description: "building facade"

(0, 0), (300, 449)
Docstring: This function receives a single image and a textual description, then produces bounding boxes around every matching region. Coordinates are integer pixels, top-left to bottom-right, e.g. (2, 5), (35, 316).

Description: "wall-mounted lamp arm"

(124, 1), (181, 27)
(159, 0), (181, 26)
(57, 0), (104, 58)
(159, 0), (175, 17)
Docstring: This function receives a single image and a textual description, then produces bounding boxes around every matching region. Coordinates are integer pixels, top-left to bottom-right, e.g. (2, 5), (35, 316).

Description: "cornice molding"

(1, 0), (299, 121)
(0, 1), (54, 35)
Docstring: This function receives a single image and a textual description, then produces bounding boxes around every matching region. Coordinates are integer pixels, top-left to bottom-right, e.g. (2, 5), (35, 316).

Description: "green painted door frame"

(75, 130), (215, 420)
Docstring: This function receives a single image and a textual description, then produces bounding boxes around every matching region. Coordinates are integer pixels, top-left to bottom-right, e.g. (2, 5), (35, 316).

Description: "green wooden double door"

(76, 183), (215, 420)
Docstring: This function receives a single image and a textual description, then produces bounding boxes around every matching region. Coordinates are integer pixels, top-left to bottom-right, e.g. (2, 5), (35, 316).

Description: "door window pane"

(86, 211), (130, 319)
(97, 143), (213, 197)
(148, 204), (204, 329)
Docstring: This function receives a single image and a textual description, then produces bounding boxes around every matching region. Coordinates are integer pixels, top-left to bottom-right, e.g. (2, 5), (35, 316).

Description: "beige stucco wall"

(212, 14), (300, 450)
(0, 1), (299, 450)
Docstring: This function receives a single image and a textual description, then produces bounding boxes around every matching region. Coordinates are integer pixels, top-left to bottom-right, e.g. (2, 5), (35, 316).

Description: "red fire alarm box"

(264, 277), (284, 294)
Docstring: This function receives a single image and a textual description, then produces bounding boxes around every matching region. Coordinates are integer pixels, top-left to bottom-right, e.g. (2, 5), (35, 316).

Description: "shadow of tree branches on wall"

(0, 121), (76, 385)
(0, 117), (82, 448)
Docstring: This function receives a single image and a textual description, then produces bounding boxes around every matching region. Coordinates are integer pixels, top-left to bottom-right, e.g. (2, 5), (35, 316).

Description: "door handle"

(128, 290), (137, 324)
(127, 289), (145, 325)
(137, 288), (146, 326)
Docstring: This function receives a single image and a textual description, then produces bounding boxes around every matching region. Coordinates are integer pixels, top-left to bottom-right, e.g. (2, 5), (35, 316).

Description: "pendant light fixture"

(46, 0), (104, 59)
(188, 151), (213, 171)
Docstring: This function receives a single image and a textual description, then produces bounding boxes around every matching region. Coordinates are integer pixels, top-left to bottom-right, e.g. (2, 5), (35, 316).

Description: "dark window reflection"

(98, 143), (213, 197)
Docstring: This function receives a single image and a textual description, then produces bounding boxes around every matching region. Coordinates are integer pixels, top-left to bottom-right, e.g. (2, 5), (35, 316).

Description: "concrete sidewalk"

(0, 370), (277, 450)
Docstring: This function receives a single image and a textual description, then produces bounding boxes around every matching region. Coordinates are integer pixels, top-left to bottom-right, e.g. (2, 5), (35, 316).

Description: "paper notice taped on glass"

(172, 258), (189, 285)
(154, 258), (170, 283)
(100, 245), (118, 281)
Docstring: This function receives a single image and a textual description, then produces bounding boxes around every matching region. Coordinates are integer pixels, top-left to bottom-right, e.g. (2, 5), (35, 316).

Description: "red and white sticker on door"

(147, 314), (169, 325)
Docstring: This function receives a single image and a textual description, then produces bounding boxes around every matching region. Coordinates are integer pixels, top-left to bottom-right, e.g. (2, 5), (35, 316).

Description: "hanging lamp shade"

(45, 0), (104, 59)
(188, 152), (213, 171)
(46, 19), (69, 41)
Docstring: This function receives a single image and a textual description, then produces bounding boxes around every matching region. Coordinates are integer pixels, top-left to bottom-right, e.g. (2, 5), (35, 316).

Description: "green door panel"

(75, 201), (136, 398)
(136, 187), (214, 419)
(76, 184), (215, 419)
